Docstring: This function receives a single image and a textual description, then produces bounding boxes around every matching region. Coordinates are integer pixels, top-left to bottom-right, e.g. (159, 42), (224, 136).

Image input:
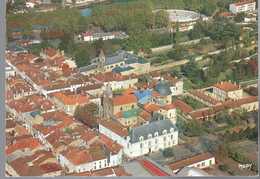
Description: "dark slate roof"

(79, 63), (97, 72)
(129, 119), (177, 143)
(155, 81), (171, 96)
(105, 50), (143, 66)
(112, 66), (134, 73)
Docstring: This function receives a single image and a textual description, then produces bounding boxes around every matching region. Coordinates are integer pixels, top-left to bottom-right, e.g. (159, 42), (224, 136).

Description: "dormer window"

(163, 129), (167, 135)
(148, 134), (152, 138)
(139, 136), (144, 141)
(154, 132), (158, 137)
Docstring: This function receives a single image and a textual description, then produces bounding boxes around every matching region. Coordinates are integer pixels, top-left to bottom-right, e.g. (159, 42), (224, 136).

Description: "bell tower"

(98, 49), (106, 72)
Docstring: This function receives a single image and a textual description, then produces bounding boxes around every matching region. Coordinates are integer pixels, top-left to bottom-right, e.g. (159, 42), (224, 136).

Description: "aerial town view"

(4, 0), (258, 177)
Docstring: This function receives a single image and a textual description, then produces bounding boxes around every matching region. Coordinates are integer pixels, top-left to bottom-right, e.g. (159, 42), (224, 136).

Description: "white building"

(229, 0), (256, 14)
(58, 146), (123, 173)
(99, 119), (178, 158)
(80, 31), (128, 42)
(212, 81), (243, 101)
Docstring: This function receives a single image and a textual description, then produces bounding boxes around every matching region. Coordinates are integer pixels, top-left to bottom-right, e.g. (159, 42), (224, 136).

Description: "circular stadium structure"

(154, 9), (208, 31)
(166, 9), (206, 23)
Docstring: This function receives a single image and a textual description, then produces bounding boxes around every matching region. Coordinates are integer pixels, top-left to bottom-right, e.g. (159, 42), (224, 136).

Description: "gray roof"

(105, 50), (126, 65)
(80, 50), (146, 72)
(79, 63), (97, 72)
(129, 119), (177, 143)
(105, 50), (141, 66)
(155, 81), (172, 96)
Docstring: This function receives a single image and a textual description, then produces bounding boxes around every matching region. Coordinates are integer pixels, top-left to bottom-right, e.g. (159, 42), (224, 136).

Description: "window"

(148, 141), (151, 147)
(202, 162), (205, 167)
(171, 135), (174, 140)
(140, 143), (143, 149)
(155, 139), (158, 144)
(120, 107), (123, 111)
(163, 137), (166, 141)
(163, 130), (167, 135)
(209, 160), (212, 165)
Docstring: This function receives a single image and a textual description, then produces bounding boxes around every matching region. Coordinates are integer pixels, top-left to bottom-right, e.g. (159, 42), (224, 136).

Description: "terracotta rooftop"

(6, 137), (41, 155)
(94, 72), (137, 82)
(189, 90), (220, 105)
(68, 166), (131, 176)
(189, 96), (258, 119)
(99, 120), (128, 137)
(98, 134), (123, 154)
(168, 152), (215, 171)
(143, 103), (161, 113)
(213, 81), (240, 92)
(161, 103), (176, 110)
(42, 48), (60, 58)
(53, 91), (89, 105)
(232, 0), (255, 7)
(8, 150), (61, 176)
(112, 94), (137, 106)
(173, 100), (193, 113)
(7, 94), (54, 113)
(61, 147), (93, 165)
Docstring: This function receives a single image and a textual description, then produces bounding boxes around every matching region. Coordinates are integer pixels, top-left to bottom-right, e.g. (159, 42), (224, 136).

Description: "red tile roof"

(189, 96), (258, 120)
(173, 100), (193, 113)
(161, 103), (176, 110)
(6, 137), (41, 155)
(143, 103), (161, 113)
(112, 94), (137, 106)
(61, 147), (93, 165)
(213, 81), (240, 92)
(232, 0), (255, 7)
(168, 152), (215, 171)
(39, 163), (62, 173)
(139, 159), (170, 176)
(98, 134), (122, 154)
(53, 92), (89, 105)
(99, 120), (128, 137)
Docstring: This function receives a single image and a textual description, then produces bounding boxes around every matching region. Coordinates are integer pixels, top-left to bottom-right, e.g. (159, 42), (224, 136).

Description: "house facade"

(229, 0), (256, 14)
(99, 119), (178, 158)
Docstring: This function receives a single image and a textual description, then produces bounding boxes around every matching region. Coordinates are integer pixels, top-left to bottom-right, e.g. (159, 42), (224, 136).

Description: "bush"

(162, 148), (174, 157)
(219, 164), (229, 172)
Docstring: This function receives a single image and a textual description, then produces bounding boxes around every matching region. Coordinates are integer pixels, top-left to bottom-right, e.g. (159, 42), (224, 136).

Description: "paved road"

(151, 37), (210, 54)
(149, 44), (257, 72)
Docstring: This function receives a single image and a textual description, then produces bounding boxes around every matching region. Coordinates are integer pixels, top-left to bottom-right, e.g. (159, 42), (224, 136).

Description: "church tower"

(98, 49), (106, 72)
(102, 84), (113, 119)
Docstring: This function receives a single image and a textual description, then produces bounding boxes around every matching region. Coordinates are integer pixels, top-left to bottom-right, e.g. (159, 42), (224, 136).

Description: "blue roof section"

(7, 43), (28, 53)
(112, 66), (134, 73)
(32, 24), (49, 30)
(155, 81), (171, 96)
(80, 8), (92, 17)
(80, 50), (149, 72)
(105, 50), (146, 66)
(79, 63), (97, 72)
(30, 111), (40, 118)
(134, 89), (152, 104)
(105, 51), (125, 66)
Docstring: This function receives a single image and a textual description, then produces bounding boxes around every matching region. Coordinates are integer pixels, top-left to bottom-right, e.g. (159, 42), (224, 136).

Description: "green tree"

(73, 48), (91, 67)
(154, 10), (169, 28)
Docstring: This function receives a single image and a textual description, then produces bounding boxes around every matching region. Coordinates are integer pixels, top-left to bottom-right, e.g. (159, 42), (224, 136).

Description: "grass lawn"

(180, 95), (207, 109)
